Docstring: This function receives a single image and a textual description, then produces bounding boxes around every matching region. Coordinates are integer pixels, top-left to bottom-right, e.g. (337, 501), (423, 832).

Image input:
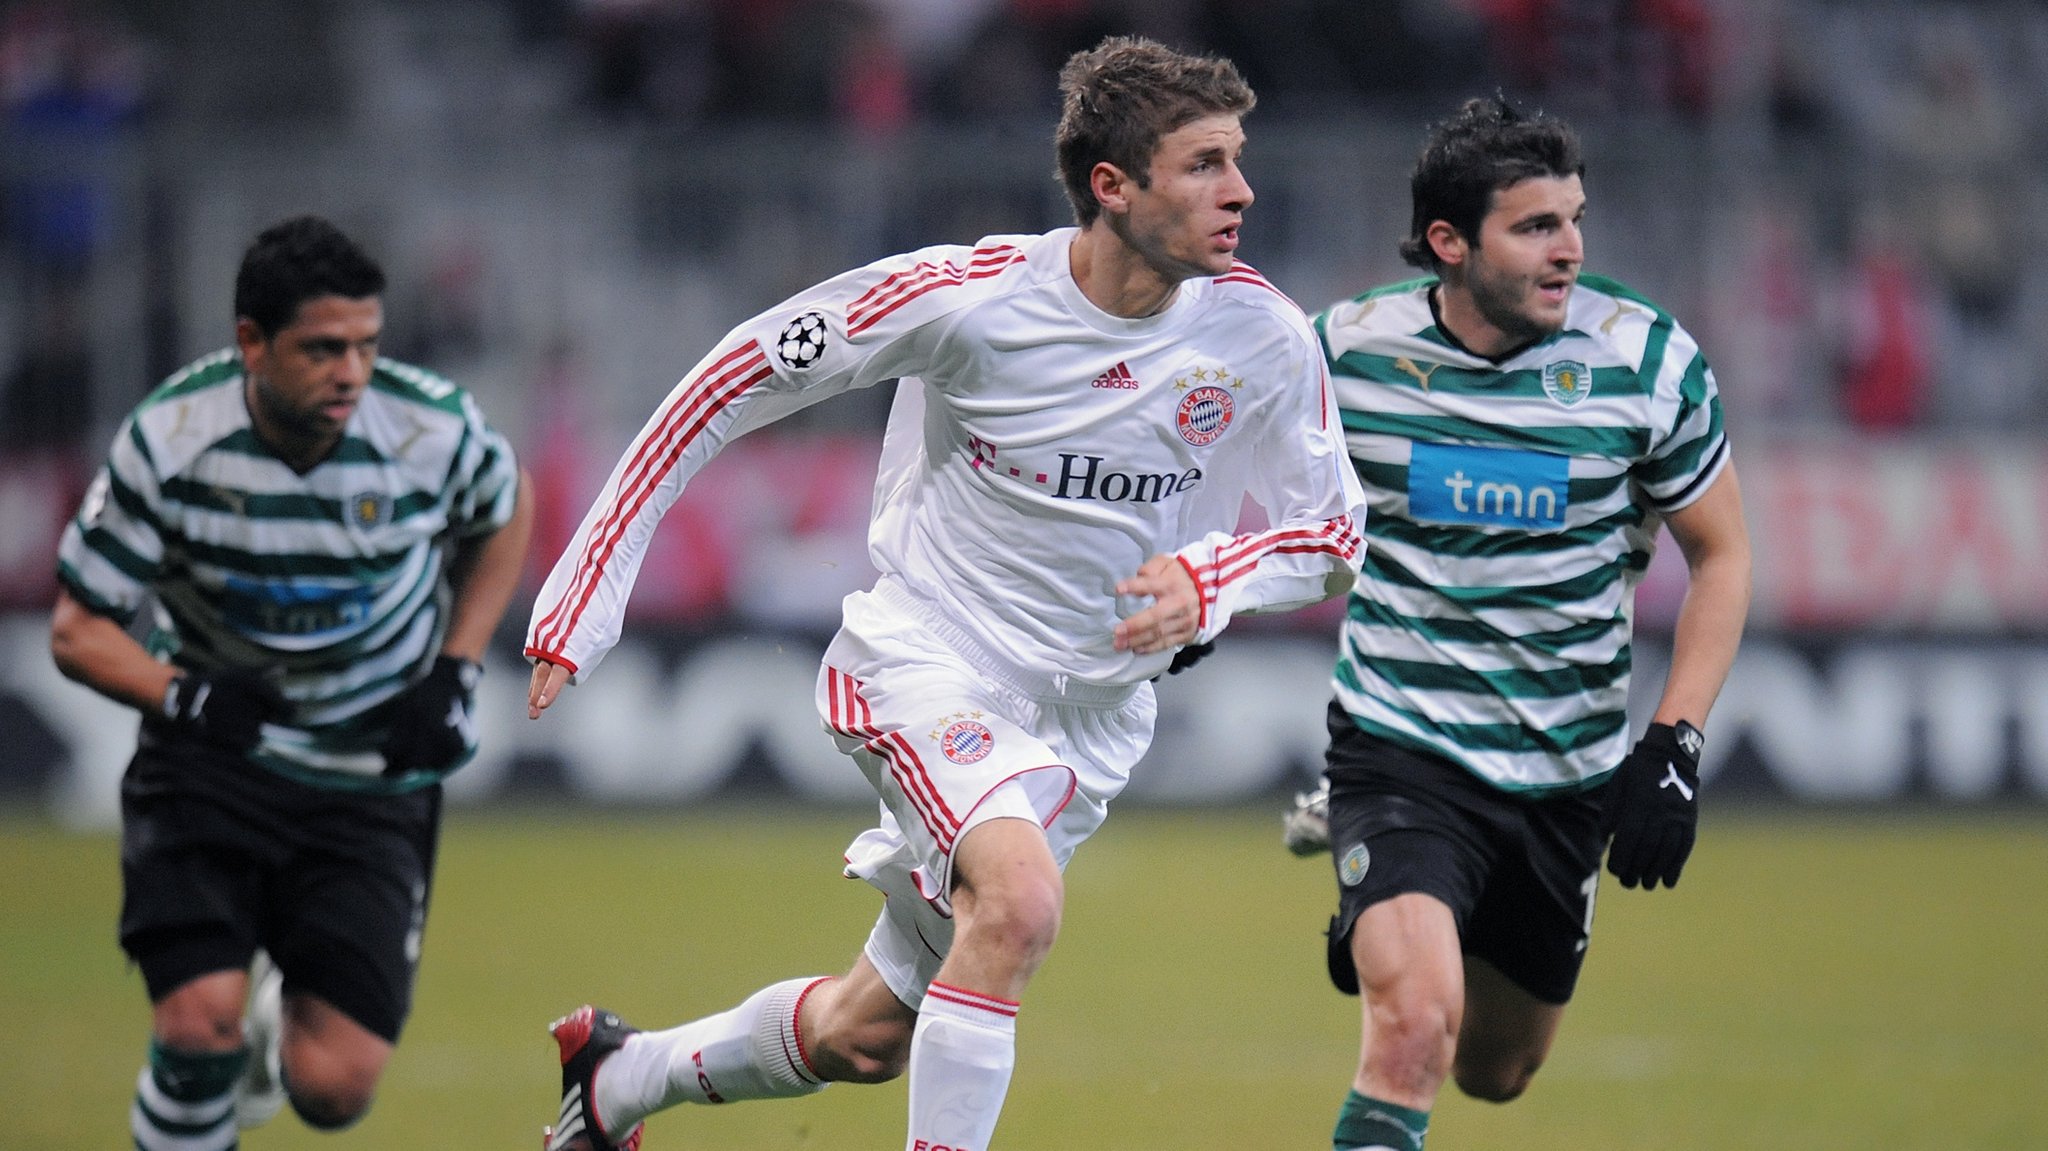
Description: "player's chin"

(1190, 249), (1236, 279)
(1520, 299), (1569, 334)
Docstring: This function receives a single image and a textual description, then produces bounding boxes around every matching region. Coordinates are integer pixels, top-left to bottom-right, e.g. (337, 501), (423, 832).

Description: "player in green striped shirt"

(49, 216), (532, 1151)
(1300, 98), (1752, 1151)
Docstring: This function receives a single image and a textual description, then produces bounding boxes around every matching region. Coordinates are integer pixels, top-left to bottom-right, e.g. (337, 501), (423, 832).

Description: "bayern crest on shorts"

(1176, 385), (1234, 446)
(940, 719), (995, 764)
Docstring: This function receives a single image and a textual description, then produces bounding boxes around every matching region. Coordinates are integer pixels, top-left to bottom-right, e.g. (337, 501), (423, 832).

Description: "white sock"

(904, 981), (1019, 1151)
(595, 977), (829, 1132)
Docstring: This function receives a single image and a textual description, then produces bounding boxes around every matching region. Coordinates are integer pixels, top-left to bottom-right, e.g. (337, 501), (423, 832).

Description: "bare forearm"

(49, 590), (177, 713)
(440, 471), (533, 663)
(1651, 552), (1750, 728)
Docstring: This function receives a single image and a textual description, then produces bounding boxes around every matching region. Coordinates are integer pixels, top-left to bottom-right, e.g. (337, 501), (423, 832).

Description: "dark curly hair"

(1400, 96), (1584, 271)
(1055, 36), (1255, 226)
(233, 215), (386, 336)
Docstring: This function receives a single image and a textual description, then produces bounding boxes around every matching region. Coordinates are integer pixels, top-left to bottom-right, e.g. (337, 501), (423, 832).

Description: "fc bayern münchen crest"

(1541, 359), (1592, 407)
(1176, 385), (1235, 446)
(777, 311), (829, 370)
(349, 490), (391, 529)
(940, 719), (995, 764)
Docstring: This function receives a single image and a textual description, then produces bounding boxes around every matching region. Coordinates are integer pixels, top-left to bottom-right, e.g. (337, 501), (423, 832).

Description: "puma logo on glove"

(1601, 721), (1703, 890)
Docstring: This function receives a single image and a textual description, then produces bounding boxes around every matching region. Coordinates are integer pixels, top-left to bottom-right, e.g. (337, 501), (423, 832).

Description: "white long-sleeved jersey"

(527, 228), (1366, 688)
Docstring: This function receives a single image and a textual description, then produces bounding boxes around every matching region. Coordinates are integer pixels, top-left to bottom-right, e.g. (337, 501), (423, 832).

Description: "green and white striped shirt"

(1316, 274), (1728, 792)
(57, 349), (519, 792)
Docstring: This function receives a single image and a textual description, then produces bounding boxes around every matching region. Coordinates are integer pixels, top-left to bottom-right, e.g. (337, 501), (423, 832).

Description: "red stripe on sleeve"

(533, 349), (770, 654)
(532, 343), (765, 652)
(1175, 554), (1208, 633)
(849, 248), (1026, 336)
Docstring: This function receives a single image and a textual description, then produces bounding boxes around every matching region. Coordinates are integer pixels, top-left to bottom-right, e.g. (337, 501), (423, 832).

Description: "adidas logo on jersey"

(1089, 361), (1139, 390)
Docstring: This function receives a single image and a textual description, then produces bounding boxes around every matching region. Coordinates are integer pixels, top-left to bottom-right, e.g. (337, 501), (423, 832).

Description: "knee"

(1362, 987), (1459, 1088)
(153, 985), (246, 1052)
(1452, 1051), (1542, 1104)
(280, 1041), (385, 1128)
(964, 870), (1064, 967)
(289, 1087), (373, 1131)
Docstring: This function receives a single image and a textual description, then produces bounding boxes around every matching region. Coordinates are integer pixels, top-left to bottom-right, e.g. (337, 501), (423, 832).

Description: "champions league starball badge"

(777, 312), (829, 370)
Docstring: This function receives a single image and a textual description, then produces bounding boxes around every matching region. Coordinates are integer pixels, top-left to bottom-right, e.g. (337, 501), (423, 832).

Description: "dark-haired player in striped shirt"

(51, 214), (531, 1151)
(1299, 96), (1751, 1151)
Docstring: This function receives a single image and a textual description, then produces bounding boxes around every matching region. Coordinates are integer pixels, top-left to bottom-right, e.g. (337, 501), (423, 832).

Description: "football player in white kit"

(524, 36), (1367, 1151)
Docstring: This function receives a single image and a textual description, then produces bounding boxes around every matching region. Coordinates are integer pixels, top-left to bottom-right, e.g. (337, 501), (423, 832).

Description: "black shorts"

(1321, 704), (1608, 1005)
(118, 726), (441, 1043)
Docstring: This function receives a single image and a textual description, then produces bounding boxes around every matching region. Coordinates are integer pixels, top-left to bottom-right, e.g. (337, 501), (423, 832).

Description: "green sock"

(148, 1038), (247, 1101)
(133, 1040), (247, 1151)
(1333, 1089), (1430, 1151)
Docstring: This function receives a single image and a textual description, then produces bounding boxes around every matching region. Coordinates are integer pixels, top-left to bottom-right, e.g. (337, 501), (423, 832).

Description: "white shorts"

(817, 582), (1156, 1009)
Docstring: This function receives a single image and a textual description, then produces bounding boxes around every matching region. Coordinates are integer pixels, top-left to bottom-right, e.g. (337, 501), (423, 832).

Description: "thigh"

(1456, 956), (1566, 1078)
(820, 653), (1153, 914)
(1460, 791), (1606, 1006)
(268, 789), (441, 1045)
(845, 785), (1054, 1009)
(1349, 891), (1465, 1008)
(282, 992), (396, 1094)
(119, 746), (271, 999)
(1322, 724), (1494, 995)
(820, 660), (1067, 865)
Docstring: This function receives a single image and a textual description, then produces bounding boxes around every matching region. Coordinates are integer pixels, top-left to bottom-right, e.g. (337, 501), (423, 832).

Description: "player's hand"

(380, 656), (481, 778)
(162, 668), (288, 753)
(528, 658), (571, 719)
(1113, 555), (1200, 656)
(1603, 721), (1703, 890)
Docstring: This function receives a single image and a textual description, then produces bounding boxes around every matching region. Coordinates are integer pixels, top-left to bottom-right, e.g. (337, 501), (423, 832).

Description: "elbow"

(47, 592), (107, 686)
(1723, 543), (1755, 612)
(48, 622), (87, 685)
(1696, 549), (1754, 632)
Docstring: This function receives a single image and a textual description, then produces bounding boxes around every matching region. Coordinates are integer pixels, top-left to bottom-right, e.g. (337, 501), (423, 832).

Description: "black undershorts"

(1321, 703), (1609, 1005)
(118, 726), (441, 1043)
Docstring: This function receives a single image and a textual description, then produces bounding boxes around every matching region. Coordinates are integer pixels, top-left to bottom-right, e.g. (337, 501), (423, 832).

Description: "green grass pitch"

(5, 804), (2045, 1149)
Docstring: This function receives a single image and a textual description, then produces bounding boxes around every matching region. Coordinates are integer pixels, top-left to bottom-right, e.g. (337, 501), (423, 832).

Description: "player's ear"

(1090, 160), (1135, 217)
(234, 316), (270, 367)
(1425, 220), (1468, 269)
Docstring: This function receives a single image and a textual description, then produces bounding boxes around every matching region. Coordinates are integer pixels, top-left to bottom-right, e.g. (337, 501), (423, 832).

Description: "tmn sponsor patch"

(1407, 441), (1569, 529)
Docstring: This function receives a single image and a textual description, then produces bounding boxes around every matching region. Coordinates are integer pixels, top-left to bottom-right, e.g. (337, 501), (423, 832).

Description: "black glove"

(1166, 640), (1215, 675)
(380, 656), (482, 778)
(1603, 721), (1703, 890)
(162, 669), (288, 753)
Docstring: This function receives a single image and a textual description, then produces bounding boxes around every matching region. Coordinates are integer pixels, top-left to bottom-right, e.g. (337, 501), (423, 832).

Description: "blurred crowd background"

(4, 0), (2047, 817)
(7, 0), (2047, 453)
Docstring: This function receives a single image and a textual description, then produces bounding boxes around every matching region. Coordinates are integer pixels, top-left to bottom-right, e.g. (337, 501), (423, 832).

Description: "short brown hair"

(1055, 36), (1255, 226)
